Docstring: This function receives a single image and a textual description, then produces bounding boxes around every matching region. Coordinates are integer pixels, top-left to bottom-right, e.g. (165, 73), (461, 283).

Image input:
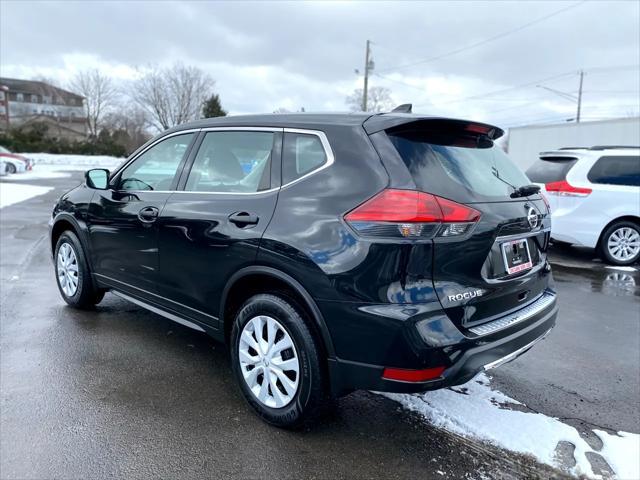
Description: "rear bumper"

(326, 293), (558, 395)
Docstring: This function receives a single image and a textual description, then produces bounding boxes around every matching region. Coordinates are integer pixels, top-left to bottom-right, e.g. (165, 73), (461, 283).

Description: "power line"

(412, 65), (639, 110)
(376, 0), (587, 74)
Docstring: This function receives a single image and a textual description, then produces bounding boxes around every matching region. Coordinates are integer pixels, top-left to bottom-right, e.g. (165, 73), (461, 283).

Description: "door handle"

(228, 211), (259, 227)
(138, 206), (159, 223)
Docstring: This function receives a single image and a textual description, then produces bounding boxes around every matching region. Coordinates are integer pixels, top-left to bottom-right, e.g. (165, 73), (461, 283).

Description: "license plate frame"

(501, 238), (533, 275)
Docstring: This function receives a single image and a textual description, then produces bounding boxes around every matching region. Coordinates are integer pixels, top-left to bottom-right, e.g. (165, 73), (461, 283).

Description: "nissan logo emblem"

(526, 206), (539, 229)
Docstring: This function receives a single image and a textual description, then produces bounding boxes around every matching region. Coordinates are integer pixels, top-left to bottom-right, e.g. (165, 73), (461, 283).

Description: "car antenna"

(391, 104), (412, 113)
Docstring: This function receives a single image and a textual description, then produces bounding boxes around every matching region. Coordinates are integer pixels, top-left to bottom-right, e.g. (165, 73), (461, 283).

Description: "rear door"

(155, 128), (282, 327)
(377, 121), (552, 328)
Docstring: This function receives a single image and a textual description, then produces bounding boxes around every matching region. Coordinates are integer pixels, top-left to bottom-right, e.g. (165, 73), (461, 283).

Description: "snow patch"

(378, 374), (639, 479)
(24, 152), (124, 170)
(5, 168), (71, 180)
(594, 429), (640, 480)
(0, 183), (53, 208)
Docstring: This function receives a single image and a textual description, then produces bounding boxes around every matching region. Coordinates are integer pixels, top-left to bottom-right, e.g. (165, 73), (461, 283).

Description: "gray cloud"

(1, 0), (638, 125)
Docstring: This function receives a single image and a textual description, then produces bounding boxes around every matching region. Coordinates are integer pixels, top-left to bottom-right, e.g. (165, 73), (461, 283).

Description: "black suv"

(50, 113), (557, 427)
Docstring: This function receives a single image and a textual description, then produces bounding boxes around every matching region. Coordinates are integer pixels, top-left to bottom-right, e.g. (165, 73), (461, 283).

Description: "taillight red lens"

(545, 180), (591, 197)
(344, 189), (481, 239)
(436, 196), (481, 222)
(344, 189), (442, 223)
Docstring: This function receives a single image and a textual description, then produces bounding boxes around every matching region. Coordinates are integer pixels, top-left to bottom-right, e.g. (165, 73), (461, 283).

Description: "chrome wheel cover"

(57, 242), (79, 297)
(607, 227), (640, 262)
(238, 315), (300, 408)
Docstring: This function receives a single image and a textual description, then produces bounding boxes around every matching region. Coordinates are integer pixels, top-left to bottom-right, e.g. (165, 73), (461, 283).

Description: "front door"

(156, 129), (282, 326)
(88, 132), (197, 296)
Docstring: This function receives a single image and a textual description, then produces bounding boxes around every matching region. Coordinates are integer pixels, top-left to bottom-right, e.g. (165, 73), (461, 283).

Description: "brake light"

(344, 189), (481, 239)
(545, 180), (591, 197)
(382, 366), (446, 382)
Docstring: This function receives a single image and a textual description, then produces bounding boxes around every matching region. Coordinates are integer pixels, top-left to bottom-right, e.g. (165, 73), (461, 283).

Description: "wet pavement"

(1, 171), (637, 479)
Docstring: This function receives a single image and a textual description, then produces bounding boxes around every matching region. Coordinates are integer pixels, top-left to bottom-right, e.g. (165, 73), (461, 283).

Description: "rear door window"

(388, 130), (531, 202)
(587, 155), (640, 187)
(526, 157), (578, 184)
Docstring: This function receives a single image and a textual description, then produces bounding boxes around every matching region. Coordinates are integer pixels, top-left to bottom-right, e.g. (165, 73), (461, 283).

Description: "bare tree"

(103, 104), (151, 154)
(346, 86), (394, 113)
(69, 69), (118, 137)
(133, 63), (214, 131)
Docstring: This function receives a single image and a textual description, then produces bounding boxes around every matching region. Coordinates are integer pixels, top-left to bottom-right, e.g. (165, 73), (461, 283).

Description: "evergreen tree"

(202, 94), (227, 118)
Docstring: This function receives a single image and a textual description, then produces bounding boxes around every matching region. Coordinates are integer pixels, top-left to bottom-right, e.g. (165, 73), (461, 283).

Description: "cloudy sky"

(1, 0), (639, 128)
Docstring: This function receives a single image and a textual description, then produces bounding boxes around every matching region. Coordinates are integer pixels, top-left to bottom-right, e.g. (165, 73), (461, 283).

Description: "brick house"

(0, 77), (87, 141)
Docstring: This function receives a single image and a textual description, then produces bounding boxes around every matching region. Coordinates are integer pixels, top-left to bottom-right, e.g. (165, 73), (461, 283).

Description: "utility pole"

(362, 39), (371, 112)
(576, 70), (584, 123)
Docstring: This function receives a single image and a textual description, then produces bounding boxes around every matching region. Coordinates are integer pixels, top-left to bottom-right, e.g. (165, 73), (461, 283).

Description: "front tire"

(54, 231), (104, 308)
(230, 294), (326, 428)
(599, 221), (640, 266)
(6, 163), (16, 174)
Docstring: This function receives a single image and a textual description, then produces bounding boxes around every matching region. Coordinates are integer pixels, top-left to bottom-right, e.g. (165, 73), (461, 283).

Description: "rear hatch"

(370, 118), (551, 328)
(525, 154), (581, 212)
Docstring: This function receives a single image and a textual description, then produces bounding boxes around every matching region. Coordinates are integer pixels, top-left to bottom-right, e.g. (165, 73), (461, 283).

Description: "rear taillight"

(545, 180), (591, 197)
(344, 189), (481, 239)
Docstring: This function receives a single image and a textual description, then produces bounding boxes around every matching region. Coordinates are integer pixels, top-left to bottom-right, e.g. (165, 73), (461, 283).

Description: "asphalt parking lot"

(1, 170), (638, 479)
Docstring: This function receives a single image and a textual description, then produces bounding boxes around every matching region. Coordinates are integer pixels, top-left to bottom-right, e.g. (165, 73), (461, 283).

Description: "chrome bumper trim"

(484, 328), (552, 370)
(468, 292), (556, 336)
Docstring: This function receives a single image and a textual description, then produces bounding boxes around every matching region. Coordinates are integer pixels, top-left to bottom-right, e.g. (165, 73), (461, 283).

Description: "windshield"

(0, 146), (11, 154)
(388, 130), (531, 200)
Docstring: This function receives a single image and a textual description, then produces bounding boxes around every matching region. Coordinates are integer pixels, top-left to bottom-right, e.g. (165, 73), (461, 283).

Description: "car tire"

(230, 293), (327, 428)
(6, 163), (16, 174)
(599, 221), (640, 266)
(54, 231), (105, 308)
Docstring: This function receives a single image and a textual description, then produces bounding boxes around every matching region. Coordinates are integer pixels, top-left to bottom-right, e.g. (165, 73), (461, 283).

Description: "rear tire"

(6, 163), (16, 174)
(54, 231), (104, 308)
(230, 293), (327, 428)
(599, 221), (640, 266)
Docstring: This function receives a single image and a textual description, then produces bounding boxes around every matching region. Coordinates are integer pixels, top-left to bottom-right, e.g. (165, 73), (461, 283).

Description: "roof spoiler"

(363, 116), (504, 140)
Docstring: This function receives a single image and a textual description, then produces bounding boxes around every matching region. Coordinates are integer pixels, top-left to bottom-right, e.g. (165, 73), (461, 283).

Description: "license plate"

(501, 238), (532, 275)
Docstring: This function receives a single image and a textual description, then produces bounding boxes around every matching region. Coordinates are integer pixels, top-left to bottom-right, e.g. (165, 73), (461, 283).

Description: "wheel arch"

(50, 214), (94, 269)
(597, 215), (640, 249)
(220, 266), (336, 360)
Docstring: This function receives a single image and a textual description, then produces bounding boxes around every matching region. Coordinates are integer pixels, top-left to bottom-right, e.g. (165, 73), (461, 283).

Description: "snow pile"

(379, 374), (639, 479)
(594, 430), (640, 480)
(0, 183), (53, 208)
(23, 153), (124, 170)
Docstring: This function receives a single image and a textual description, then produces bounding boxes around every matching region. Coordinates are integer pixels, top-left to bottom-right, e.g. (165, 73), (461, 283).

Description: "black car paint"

(50, 113), (557, 396)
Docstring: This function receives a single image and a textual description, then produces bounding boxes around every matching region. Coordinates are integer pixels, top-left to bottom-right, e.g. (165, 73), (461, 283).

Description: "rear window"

(587, 155), (640, 187)
(526, 157), (578, 184)
(388, 130), (531, 200)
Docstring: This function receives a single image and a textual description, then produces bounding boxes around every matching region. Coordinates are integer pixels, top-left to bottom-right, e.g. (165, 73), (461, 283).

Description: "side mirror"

(85, 169), (110, 190)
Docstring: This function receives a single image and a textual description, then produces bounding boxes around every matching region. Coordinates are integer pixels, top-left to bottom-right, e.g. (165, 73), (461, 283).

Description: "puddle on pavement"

(552, 263), (640, 298)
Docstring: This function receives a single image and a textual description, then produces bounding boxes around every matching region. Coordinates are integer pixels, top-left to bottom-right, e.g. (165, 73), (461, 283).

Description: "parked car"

(0, 146), (33, 173)
(49, 112), (557, 427)
(526, 146), (640, 265)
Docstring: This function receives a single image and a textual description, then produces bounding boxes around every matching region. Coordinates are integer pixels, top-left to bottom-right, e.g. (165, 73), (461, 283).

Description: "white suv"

(526, 146), (640, 266)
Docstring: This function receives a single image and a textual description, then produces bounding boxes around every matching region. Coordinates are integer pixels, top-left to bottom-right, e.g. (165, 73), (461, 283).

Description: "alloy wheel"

(238, 315), (300, 408)
(607, 227), (640, 262)
(57, 242), (79, 297)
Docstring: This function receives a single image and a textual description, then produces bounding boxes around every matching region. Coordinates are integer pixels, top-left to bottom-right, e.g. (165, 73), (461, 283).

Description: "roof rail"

(589, 145), (640, 150)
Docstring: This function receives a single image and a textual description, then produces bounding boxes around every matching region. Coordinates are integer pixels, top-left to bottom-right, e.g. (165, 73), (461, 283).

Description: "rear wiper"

(510, 184), (541, 198)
